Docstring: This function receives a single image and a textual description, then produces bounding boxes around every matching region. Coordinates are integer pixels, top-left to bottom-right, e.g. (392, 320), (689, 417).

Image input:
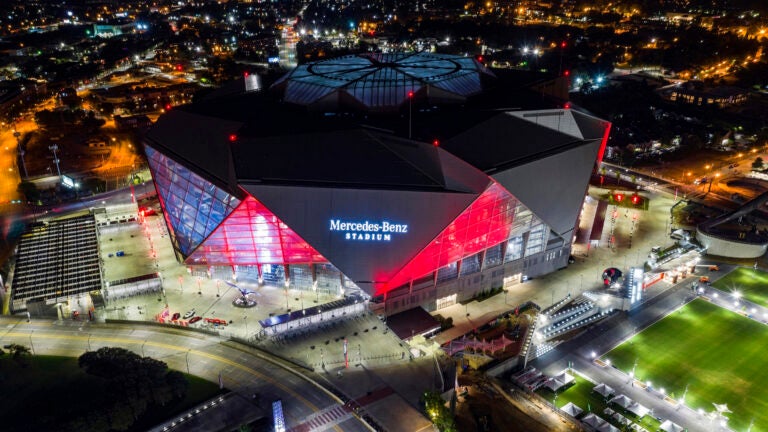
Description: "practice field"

(711, 267), (768, 309)
(537, 374), (662, 431)
(603, 299), (768, 432)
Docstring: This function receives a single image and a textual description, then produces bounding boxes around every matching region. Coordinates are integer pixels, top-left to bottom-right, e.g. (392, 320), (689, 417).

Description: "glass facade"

(385, 181), (541, 289)
(148, 145), (557, 294)
(185, 196), (327, 266)
(146, 145), (240, 256)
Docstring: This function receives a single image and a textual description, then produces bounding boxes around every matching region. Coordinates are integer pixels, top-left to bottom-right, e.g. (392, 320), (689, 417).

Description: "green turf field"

(537, 374), (662, 431)
(712, 267), (768, 308)
(603, 299), (768, 432)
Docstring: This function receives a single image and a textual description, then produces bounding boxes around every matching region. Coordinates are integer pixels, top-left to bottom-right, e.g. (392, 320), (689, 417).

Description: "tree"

(421, 390), (457, 432)
(78, 347), (190, 430)
(4, 343), (31, 367)
(753, 157), (764, 170)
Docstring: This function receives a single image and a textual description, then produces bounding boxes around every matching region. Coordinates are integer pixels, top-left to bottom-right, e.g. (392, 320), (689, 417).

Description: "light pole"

(49, 144), (61, 178)
(14, 131), (28, 179)
(186, 349), (191, 374)
(707, 173), (721, 193)
(407, 90), (414, 139)
(142, 340), (147, 357)
(29, 331), (35, 355)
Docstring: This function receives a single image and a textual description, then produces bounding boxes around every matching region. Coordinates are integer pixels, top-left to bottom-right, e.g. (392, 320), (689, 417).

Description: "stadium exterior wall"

(696, 228), (768, 259)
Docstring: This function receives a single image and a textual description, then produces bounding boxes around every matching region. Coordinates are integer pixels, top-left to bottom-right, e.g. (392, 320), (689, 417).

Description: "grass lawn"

(0, 355), (222, 432)
(537, 374), (661, 431)
(603, 299), (768, 432)
(712, 267), (768, 308)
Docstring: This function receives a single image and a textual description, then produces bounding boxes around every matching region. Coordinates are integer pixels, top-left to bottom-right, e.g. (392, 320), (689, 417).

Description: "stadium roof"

(271, 52), (495, 111)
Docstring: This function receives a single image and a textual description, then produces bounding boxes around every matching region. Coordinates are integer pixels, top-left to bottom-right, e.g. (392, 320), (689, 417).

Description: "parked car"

(183, 309), (196, 319)
(189, 316), (202, 324)
(205, 318), (228, 326)
(172, 312), (181, 321)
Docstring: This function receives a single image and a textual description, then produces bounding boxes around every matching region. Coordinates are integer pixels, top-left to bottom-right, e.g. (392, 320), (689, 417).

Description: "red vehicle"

(139, 207), (157, 217)
(189, 316), (202, 324)
(205, 318), (228, 326)
(172, 312), (181, 321)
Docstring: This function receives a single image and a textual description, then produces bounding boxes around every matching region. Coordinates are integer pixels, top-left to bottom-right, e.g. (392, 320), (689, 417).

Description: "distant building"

(114, 115), (152, 131)
(660, 82), (749, 108)
(92, 20), (135, 38)
(0, 79), (48, 119)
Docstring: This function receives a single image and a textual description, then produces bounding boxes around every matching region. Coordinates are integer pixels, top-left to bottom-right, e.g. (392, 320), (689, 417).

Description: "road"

(0, 317), (372, 432)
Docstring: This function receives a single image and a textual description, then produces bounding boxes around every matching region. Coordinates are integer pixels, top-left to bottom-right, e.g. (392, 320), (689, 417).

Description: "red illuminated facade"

(186, 196), (327, 266)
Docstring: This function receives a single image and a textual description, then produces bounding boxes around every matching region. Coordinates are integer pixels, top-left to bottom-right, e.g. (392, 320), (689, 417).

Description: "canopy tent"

(609, 394), (633, 409)
(593, 383), (615, 397)
(612, 412), (631, 426)
(627, 402), (650, 418)
(445, 334), (516, 356)
(582, 413), (608, 429)
(545, 372), (575, 392)
(597, 423), (621, 432)
(554, 372), (575, 385)
(561, 402), (583, 417)
(660, 420), (684, 432)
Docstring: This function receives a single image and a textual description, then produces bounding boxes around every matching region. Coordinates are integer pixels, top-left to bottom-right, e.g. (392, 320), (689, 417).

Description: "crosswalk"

(291, 404), (352, 432)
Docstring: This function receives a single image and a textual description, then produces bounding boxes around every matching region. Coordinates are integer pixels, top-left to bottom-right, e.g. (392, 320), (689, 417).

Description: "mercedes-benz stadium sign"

(329, 219), (409, 242)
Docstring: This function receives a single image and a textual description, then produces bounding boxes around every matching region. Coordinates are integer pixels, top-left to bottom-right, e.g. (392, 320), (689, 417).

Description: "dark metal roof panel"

(231, 129), (449, 190)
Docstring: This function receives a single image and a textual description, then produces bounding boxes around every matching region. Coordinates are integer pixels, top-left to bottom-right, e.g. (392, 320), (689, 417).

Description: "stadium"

(144, 52), (611, 315)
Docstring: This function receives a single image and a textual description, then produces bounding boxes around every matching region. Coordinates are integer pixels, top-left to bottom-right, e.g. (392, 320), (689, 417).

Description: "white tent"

(597, 423), (621, 432)
(561, 402), (583, 417)
(582, 413), (608, 429)
(554, 371), (575, 385)
(609, 394), (633, 409)
(593, 383), (615, 397)
(545, 378), (565, 392)
(627, 402), (650, 418)
(660, 420), (684, 432)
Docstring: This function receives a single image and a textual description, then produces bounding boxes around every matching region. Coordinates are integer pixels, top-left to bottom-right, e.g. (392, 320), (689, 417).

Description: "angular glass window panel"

(386, 181), (520, 289)
(484, 243), (504, 268)
(504, 235), (524, 263)
(146, 145), (240, 256)
(185, 196), (327, 267)
(436, 262), (459, 283)
(460, 253), (482, 276)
